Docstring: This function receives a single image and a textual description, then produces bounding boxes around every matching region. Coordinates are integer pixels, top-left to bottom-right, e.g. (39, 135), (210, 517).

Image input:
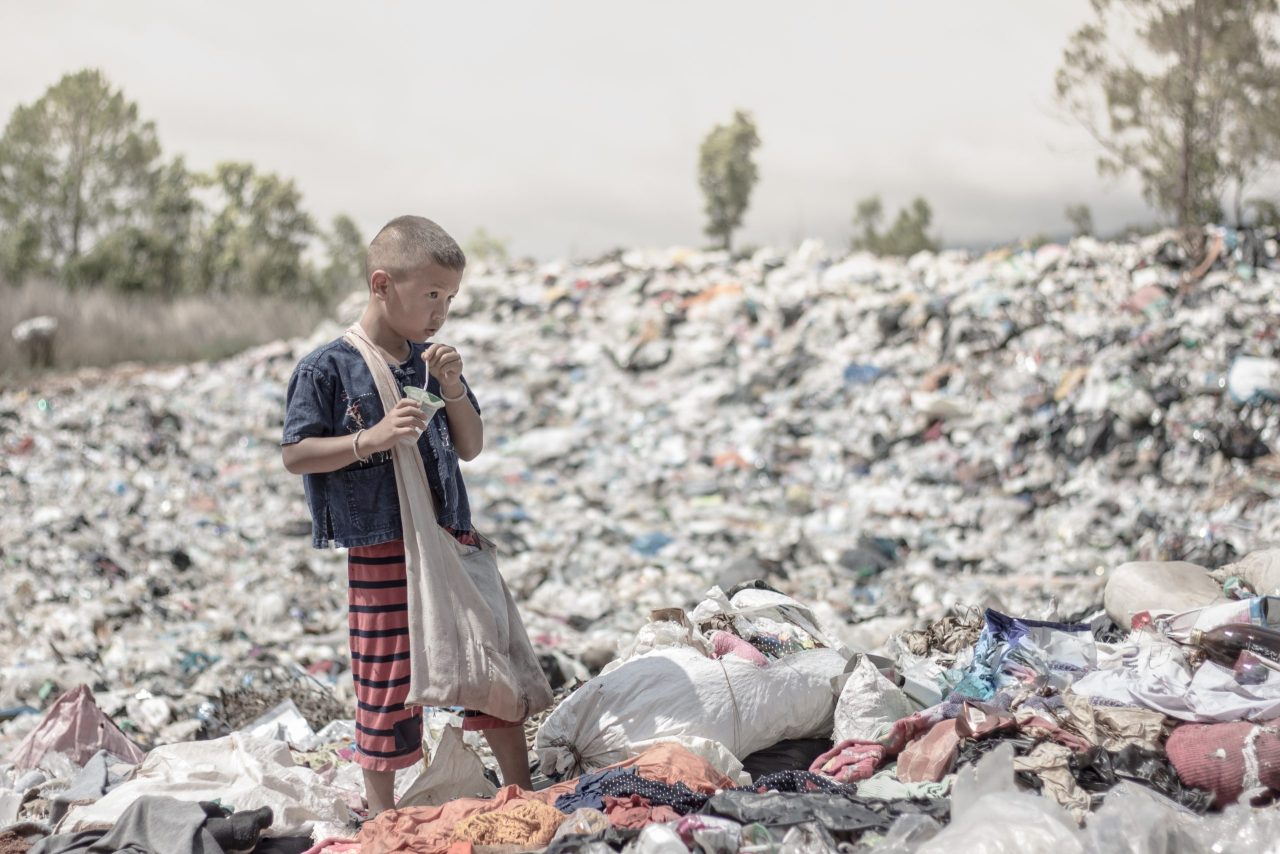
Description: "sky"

(1, 1), (1165, 259)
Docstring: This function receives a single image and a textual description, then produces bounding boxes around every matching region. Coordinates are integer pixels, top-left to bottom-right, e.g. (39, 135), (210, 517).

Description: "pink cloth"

(301, 840), (361, 854)
(810, 711), (937, 784)
(8, 685), (145, 771)
(710, 631), (769, 667)
(1167, 720), (1280, 808)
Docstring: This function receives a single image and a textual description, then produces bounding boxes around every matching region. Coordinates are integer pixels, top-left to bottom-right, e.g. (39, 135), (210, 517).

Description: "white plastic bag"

(833, 655), (916, 743)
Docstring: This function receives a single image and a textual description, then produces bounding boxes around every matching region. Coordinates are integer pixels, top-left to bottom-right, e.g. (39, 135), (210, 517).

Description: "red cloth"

(603, 795), (681, 829)
(1167, 720), (1280, 808)
(811, 712), (935, 783)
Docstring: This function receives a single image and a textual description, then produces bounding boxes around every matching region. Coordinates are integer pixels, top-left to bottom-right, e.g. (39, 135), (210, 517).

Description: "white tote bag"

(345, 325), (552, 722)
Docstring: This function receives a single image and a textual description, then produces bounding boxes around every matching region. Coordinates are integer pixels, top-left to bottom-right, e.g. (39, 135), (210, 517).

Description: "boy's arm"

(425, 344), (483, 461)
(441, 380), (483, 461)
(283, 399), (429, 474)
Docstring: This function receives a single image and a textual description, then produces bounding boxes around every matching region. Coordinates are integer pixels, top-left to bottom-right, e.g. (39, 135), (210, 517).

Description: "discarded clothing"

(1166, 720), (1280, 808)
(601, 795), (680, 830)
(450, 800), (565, 847)
(740, 770), (855, 795)
(31, 796), (220, 854)
(857, 767), (953, 800)
(593, 774), (708, 815)
(554, 769), (637, 813)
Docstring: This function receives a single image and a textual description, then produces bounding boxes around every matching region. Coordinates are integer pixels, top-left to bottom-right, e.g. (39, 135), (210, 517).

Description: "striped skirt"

(348, 537), (522, 772)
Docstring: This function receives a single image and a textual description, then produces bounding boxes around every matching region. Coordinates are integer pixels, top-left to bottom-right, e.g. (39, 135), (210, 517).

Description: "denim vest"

(282, 336), (478, 549)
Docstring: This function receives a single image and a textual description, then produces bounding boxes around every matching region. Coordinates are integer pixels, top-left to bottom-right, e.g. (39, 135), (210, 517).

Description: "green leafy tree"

(463, 227), (510, 266)
(64, 157), (201, 294)
(317, 213), (365, 298)
(1065, 203), (1095, 237)
(1056, 0), (1280, 251)
(0, 69), (162, 283)
(698, 110), (761, 252)
(851, 195), (939, 256)
(851, 196), (884, 252)
(192, 161), (316, 297)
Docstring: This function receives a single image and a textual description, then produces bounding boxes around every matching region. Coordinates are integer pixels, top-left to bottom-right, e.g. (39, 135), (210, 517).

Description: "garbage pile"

(0, 229), (1279, 851)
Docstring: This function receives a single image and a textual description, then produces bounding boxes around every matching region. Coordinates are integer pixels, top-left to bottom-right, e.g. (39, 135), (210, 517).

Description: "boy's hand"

(424, 344), (465, 395)
(364, 398), (429, 453)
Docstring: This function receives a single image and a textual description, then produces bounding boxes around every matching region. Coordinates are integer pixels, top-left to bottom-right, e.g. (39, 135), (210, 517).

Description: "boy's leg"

(362, 767), (399, 816)
(484, 726), (533, 790)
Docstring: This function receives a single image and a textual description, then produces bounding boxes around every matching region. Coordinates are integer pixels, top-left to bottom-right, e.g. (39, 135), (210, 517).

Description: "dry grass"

(0, 280), (330, 385)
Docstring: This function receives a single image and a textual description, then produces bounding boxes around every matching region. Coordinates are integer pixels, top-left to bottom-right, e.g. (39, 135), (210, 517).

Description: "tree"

(66, 155), (202, 294)
(191, 161), (316, 297)
(697, 110), (760, 252)
(850, 195), (940, 256)
(317, 213), (365, 298)
(1065, 203), (1095, 237)
(851, 196), (883, 252)
(463, 227), (510, 266)
(0, 69), (162, 282)
(1056, 1), (1280, 252)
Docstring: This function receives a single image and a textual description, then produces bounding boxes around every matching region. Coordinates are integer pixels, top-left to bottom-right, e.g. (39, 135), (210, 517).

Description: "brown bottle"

(1191, 624), (1280, 669)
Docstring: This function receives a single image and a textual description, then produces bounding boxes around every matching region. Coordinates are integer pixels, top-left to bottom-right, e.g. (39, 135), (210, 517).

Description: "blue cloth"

(282, 336), (480, 548)
(555, 768), (638, 813)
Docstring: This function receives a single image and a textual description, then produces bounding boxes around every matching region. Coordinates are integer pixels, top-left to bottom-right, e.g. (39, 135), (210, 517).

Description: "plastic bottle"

(1191, 624), (1280, 669)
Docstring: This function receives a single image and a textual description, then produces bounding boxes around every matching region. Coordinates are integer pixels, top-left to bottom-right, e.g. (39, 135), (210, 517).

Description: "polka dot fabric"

(596, 775), (709, 814)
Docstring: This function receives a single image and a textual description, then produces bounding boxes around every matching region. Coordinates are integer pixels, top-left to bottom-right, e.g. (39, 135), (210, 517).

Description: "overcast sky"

(3, 1), (1165, 259)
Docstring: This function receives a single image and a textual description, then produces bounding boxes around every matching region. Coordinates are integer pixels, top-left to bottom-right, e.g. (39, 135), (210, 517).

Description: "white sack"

(1103, 561), (1225, 628)
(535, 646), (845, 778)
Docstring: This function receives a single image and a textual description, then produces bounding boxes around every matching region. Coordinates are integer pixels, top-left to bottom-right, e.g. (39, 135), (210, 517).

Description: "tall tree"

(192, 161), (316, 297)
(698, 110), (760, 252)
(851, 195), (939, 256)
(1056, 0), (1280, 252)
(0, 69), (161, 281)
(1065, 203), (1095, 237)
(317, 213), (365, 298)
(64, 156), (199, 294)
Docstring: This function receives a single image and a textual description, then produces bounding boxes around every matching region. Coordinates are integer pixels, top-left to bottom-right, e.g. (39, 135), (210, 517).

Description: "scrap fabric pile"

(0, 228), (1279, 851)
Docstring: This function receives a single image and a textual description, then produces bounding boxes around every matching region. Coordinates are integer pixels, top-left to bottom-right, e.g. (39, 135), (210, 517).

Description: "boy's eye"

(428, 291), (438, 299)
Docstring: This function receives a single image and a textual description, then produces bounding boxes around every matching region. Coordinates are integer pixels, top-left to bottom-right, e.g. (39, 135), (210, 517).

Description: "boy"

(281, 216), (532, 815)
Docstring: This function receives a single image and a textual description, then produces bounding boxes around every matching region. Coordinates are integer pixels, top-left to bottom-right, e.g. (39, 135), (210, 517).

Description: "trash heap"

(0, 229), (1279, 851)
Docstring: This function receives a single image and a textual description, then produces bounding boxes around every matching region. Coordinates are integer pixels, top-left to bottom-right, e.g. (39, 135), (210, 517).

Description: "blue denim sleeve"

(282, 365), (336, 445)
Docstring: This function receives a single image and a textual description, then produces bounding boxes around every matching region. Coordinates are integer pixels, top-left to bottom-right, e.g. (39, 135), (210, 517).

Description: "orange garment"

(451, 801), (565, 847)
(358, 742), (734, 854)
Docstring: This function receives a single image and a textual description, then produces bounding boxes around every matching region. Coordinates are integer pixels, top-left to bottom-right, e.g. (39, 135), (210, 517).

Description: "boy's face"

(381, 261), (464, 343)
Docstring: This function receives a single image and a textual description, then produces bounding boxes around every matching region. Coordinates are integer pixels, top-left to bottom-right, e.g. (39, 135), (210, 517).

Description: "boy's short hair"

(366, 215), (466, 284)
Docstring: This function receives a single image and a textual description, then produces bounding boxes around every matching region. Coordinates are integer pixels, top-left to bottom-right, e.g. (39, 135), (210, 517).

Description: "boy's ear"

(369, 270), (391, 298)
